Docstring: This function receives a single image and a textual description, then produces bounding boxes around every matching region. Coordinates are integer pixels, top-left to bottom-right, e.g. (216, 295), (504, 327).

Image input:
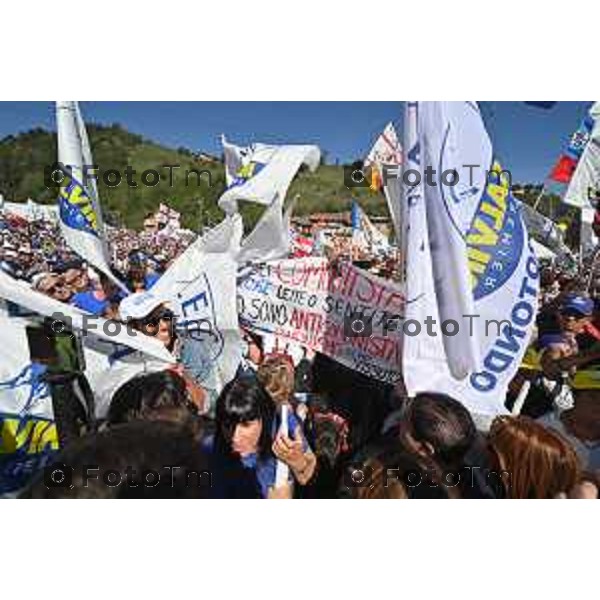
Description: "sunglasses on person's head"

(141, 308), (175, 329)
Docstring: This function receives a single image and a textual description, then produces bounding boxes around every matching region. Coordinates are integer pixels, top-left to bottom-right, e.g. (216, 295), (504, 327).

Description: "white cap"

(119, 290), (166, 320)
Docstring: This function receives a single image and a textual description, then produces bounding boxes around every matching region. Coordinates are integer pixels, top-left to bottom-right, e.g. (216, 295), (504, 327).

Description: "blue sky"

(0, 101), (593, 183)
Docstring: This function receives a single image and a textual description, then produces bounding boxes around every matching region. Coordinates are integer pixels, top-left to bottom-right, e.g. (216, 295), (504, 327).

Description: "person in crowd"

(212, 377), (315, 498)
(338, 441), (451, 499)
(122, 300), (178, 352)
(32, 272), (73, 303)
(396, 392), (488, 499)
(127, 264), (148, 293)
(67, 268), (113, 317)
(311, 352), (398, 455)
(63, 266), (90, 294)
(298, 394), (352, 498)
(517, 293), (600, 418)
(257, 352), (317, 476)
(118, 297), (207, 413)
(238, 328), (264, 375)
(107, 370), (203, 431)
(257, 353), (296, 407)
(537, 394), (600, 474)
(487, 415), (596, 499)
(21, 421), (213, 499)
(537, 294), (598, 379)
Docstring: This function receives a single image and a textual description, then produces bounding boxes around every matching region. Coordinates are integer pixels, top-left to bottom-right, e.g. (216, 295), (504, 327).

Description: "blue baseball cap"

(560, 293), (594, 316)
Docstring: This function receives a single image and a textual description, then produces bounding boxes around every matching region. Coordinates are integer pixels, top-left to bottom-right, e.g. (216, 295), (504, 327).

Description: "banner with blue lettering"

(0, 315), (58, 495)
(403, 101), (539, 422)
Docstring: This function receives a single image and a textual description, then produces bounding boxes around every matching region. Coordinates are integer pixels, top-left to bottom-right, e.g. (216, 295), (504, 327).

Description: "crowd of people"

(2, 203), (600, 499)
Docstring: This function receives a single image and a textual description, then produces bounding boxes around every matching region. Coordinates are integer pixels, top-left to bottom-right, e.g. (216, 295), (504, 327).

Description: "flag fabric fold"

(217, 140), (320, 214)
(56, 101), (126, 291)
(237, 194), (298, 264)
(364, 122), (403, 242)
(562, 102), (600, 208)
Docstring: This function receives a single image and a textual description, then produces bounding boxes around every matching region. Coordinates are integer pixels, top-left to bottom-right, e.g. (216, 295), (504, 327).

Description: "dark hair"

(405, 393), (476, 470)
(311, 352), (396, 452)
(214, 376), (275, 459)
(108, 371), (198, 429)
(338, 441), (451, 500)
(21, 421), (212, 499)
(241, 329), (264, 353)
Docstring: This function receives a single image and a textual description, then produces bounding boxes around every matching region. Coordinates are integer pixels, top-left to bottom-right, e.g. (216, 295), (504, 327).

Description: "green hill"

(0, 125), (387, 231)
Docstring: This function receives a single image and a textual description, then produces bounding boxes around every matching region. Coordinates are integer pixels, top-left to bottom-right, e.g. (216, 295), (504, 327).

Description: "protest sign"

(238, 257), (404, 384)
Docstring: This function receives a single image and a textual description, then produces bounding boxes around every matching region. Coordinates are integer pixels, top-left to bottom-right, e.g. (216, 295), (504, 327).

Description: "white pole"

(511, 380), (531, 415)
(532, 185), (546, 212)
(274, 404), (290, 488)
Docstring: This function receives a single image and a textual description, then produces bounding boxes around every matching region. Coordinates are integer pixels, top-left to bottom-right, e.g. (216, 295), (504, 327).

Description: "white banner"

(238, 257), (404, 385)
(403, 101), (539, 421)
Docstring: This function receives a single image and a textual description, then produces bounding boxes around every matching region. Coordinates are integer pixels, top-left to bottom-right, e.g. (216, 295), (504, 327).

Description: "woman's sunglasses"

(139, 309), (175, 332)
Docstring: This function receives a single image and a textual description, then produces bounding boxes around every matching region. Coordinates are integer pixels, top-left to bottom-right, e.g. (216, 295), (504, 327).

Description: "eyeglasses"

(41, 281), (67, 296)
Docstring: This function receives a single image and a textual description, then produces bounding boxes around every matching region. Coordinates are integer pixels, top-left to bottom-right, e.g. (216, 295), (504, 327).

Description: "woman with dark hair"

(397, 392), (489, 498)
(22, 421), (212, 499)
(213, 377), (314, 498)
(337, 441), (451, 500)
(107, 370), (202, 432)
(118, 296), (207, 413)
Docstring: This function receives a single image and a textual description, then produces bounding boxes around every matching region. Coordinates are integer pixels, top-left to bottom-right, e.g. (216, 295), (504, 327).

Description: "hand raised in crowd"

(272, 426), (316, 485)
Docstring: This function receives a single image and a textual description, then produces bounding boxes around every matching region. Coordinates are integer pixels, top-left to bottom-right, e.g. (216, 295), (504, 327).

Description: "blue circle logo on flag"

(465, 162), (524, 300)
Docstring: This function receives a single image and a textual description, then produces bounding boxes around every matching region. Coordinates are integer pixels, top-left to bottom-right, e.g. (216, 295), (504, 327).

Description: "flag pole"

(532, 184), (546, 211)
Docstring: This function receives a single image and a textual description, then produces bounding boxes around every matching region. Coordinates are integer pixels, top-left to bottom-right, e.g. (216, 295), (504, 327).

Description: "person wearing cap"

(118, 292), (207, 414)
(538, 293), (600, 380)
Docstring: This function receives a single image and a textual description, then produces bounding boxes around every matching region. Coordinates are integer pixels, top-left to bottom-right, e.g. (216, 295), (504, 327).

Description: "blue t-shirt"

(145, 272), (160, 290)
(70, 291), (109, 316)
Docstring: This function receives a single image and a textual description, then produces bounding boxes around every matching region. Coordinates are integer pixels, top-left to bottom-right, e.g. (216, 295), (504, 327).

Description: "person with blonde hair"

(257, 354), (317, 487)
(257, 353), (295, 407)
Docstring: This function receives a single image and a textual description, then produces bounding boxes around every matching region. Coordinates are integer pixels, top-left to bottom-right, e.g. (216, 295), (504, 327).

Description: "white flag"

(351, 201), (389, 254)
(221, 134), (249, 187)
(364, 122), (403, 242)
(403, 102), (539, 422)
(365, 122), (403, 166)
(402, 101), (448, 395)
(237, 194), (298, 264)
(218, 141), (320, 214)
(563, 102), (600, 209)
(56, 101), (125, 289)
(0, 311), (57, 495)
